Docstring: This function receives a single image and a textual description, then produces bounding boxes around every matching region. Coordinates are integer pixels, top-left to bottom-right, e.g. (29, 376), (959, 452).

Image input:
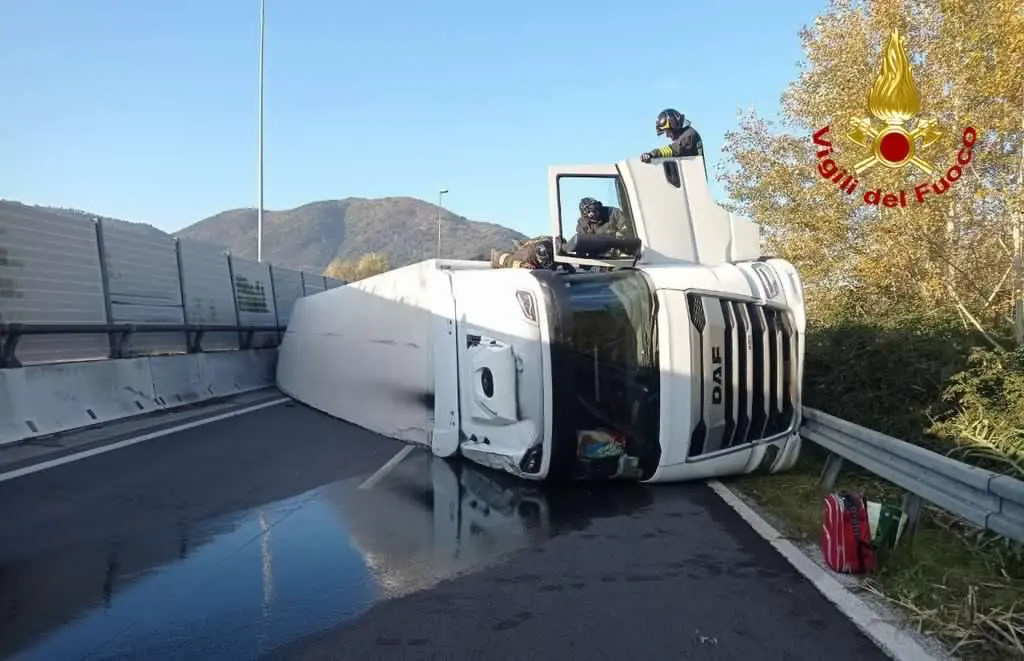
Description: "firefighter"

(490, 197), (635, 269)
(490, 235), (557, 270)
(566, 197), (633, 254)
(640, 108), (703, 162)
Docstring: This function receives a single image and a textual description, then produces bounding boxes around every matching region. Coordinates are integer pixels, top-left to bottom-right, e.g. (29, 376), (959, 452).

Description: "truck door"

(615, 156), (761, 265)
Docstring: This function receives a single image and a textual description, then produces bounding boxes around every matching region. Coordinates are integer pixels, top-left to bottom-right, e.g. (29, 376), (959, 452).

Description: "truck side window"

(663, 161), (681, 188)
(555, 175), (638, 254)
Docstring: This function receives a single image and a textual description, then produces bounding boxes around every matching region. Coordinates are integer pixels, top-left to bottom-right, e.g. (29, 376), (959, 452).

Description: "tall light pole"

(436, 189), (448, 259)
(257, 0), (266, 263)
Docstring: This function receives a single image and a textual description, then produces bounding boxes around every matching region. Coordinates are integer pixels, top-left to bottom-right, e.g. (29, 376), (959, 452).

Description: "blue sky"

(1, 0), (827, 238)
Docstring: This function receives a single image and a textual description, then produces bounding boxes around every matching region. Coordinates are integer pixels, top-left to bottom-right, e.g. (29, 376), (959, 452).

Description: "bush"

(931, 347), (1024, 478)
(803, 310), (1022, 474)
(323, 253), (390, 281)
(803, 311), (977, 442)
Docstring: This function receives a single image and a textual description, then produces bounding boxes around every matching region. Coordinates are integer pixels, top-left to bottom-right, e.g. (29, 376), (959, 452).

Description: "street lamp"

(257, 0), (266, 263)
(436, 189), (449, 259)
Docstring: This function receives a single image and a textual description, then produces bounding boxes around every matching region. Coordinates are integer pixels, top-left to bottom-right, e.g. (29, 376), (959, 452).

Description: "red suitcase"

(822, 492), (877, 574)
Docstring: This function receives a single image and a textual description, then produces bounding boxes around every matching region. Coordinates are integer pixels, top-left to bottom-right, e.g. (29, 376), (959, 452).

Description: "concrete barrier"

(201, 350), (276, 398)
(0, 349), (278, 447)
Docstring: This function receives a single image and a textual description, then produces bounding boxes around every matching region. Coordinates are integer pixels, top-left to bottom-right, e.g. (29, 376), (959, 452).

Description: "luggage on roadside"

(821, 492), (877, 574)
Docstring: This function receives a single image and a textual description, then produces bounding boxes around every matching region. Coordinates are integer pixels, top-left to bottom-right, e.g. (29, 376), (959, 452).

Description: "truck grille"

(686, 294), (797, 458)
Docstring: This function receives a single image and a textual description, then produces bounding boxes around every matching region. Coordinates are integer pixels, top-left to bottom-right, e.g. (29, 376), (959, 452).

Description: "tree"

(322, 252), (391, 281)
(718, 0), (1024, 344)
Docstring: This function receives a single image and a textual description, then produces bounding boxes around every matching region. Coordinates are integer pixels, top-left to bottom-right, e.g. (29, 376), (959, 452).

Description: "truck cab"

(276, 155), (806, 484)
(432, 155), (806, 483)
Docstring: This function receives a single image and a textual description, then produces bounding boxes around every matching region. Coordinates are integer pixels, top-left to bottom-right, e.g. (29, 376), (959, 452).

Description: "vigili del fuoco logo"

(812, 27), (979, 207)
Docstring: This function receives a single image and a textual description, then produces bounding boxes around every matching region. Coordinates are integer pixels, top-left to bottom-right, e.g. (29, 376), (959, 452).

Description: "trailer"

(276, 154), (806, 483)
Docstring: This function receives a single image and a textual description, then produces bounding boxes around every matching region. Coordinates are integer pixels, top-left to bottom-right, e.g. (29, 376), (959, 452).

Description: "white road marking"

(0, 398), (290, 484)
(707, 479), (949, 661)
(359, 445), (416, 489)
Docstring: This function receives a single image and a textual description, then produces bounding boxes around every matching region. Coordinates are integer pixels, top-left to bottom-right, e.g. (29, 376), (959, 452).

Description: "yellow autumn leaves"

(719, 0), (1024, 345)
(322, 253), (390, 282)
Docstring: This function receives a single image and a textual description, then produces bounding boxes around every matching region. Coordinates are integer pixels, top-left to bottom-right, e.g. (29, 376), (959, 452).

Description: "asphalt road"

(0, 398), (889, 661)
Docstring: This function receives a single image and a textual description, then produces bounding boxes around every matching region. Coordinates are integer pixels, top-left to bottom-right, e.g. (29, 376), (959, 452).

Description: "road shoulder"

(709, 479), (956, 661)
(0, 388), (286, 478)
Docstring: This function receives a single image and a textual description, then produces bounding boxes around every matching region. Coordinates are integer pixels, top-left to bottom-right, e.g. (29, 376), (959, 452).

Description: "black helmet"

(656, 108), (686, 137)
(579, 197), (602, 220)
(533, 240), (553, 268)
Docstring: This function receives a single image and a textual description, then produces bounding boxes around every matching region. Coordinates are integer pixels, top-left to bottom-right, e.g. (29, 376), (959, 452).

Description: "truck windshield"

(535, 270), (662, 482)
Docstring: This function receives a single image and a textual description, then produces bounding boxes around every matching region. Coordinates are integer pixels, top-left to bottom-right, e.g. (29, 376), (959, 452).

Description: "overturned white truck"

(277, 155), (807, 483)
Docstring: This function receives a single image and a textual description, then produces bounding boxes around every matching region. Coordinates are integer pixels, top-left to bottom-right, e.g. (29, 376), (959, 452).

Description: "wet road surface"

(0, 398), (889, 661)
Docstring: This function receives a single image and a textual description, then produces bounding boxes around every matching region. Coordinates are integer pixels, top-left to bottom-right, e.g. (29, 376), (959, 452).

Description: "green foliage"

(803, 311), (977, 443)
(931, 347), (1024, 477)
(804, 308), (1023, 475)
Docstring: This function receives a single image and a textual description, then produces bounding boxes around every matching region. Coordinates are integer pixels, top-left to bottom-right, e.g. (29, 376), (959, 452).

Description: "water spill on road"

(1, 448), (656, 661)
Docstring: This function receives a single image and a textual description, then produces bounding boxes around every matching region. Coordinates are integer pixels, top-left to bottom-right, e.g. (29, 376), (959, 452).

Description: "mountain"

(1, 198), (528, 274)
(174, 197), (528, 272)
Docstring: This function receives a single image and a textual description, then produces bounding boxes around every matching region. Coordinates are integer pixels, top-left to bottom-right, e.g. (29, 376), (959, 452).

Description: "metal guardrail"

(802, 407), (1024, 543)
(0, 322), (286, 369)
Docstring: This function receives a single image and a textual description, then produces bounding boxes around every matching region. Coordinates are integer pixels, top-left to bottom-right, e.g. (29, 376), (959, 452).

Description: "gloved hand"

(640, 152), (653, 163)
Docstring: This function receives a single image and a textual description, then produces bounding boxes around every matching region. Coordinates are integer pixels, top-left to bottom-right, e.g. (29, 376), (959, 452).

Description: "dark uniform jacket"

(651, 126), (703, 158)
(566, 207), (633, 254)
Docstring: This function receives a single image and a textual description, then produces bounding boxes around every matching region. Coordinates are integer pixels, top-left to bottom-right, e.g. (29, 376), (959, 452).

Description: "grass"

(727, 449), (1024, 660)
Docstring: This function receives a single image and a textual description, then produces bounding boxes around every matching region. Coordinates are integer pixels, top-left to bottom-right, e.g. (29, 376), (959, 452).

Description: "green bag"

(866, 500), (908, 550)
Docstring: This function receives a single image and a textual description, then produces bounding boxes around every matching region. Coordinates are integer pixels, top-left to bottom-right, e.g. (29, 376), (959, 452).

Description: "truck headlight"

(516, 290), (538, 323)
(750, 262), (782, 299)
